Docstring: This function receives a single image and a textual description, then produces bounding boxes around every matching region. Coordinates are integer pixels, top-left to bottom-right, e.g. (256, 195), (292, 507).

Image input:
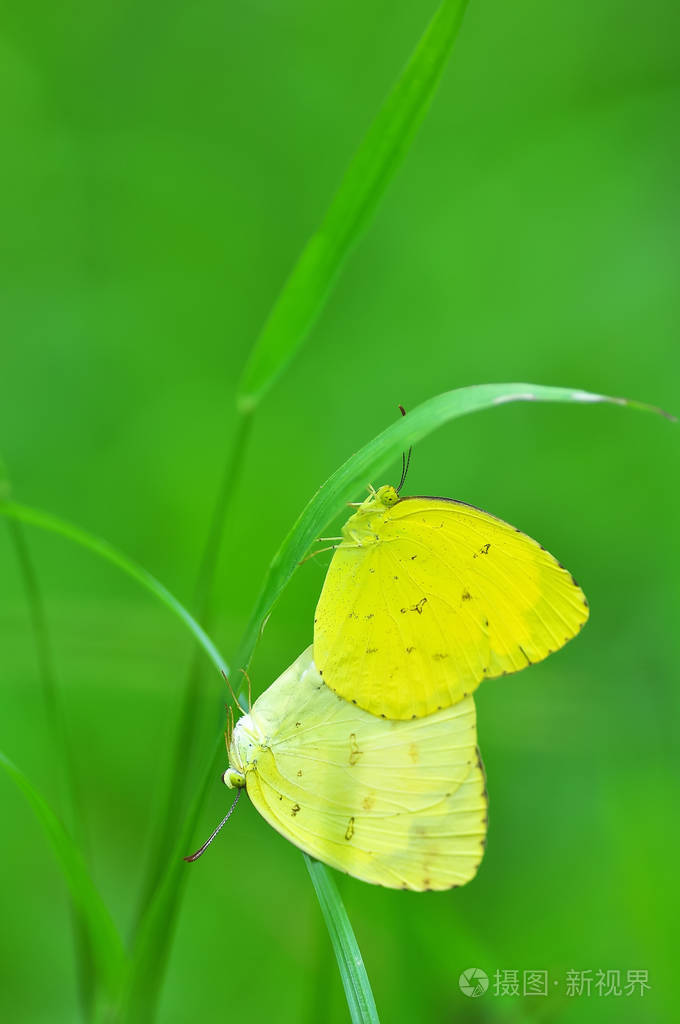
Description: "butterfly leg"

(299, 544), (339, 564)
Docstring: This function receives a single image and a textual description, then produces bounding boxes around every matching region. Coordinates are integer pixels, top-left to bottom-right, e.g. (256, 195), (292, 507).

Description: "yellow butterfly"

(313, 485), (589, 719)
(220, 647), (487, 892)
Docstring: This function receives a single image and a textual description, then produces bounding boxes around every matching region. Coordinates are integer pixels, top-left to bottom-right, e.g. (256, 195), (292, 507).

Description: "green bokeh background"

(1, 1), (678, 1021)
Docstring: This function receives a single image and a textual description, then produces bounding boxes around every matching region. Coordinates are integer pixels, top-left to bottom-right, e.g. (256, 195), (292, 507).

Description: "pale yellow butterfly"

(218, 646), (487, 891)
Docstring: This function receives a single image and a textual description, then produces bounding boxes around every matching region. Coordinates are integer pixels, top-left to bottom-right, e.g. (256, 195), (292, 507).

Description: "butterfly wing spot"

(349, 733), (363, 765)
(295, 721), (301, 727)
(400, 597), (428, 615)
(297, 770), (303, 777)
(366, 647), (378, 654)
(291, 804), (301, 816)
(406, 646), (415, 654)
(461, 591), (472, 601)
(472, 542), (491, 559)
(408, 743), (419, 764)
(364, 613), (374, 620)
(345, 817), (355, 841)
(411, 554), (417, 560)
(432, 653), (449, 662)
(362, 795), (375, 811)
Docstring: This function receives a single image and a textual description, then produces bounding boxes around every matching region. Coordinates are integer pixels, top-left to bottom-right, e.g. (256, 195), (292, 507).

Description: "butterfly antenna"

(239, 668), (253, 712)
(184, 789), (242, 862)
(396, 405), (412, 493)
(221, 668), (241, 712)
(224, 704), (234, 750)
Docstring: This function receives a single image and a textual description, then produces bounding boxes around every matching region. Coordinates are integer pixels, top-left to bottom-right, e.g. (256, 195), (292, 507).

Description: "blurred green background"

(1, 0), (678, 1021)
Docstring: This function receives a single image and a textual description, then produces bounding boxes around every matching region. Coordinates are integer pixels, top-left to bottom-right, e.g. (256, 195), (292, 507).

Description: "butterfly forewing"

(314, 495), (589, 718)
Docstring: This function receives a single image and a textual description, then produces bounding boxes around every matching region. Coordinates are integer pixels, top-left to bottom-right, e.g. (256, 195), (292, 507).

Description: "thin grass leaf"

(6, 516), (98, 1017)
(133, 414), (252, 927)
(0, 501), (228, 676)
(236, 0), (470, 413)
(0, 750), (126, 1012)
(234, 381), (673, 672)
(6, 519), (85, 840)
(2, 451), (97, 1015)
(118, 754), (221, 1024)
(305, 857), (380, 1024)
(0, 496), (229, 1020)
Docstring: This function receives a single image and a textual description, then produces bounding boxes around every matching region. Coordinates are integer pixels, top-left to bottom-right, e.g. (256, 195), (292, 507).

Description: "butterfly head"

(223, 712), (260, 788)
(341, 484), (400, 544)
(223, 767), (245, 789)
(375, 484), (399, 507)
(354, 484), (399, 514)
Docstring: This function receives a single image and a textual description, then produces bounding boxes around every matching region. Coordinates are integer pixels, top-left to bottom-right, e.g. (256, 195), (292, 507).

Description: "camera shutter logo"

(459, 968), (489, 998)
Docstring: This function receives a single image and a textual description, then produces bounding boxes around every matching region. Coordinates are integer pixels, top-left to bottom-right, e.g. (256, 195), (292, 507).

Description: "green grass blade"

(2, 451), (98, 1015)
(0, 750), (127, 1009)
(5, 515), (98, 1017)
(133, 413), (252, 928)
(118, 741), (223, 1023)
(0, 501), (228, 676)
(0, 495), (230, 1020)
(6, 518), (86, 842)
(236, 0), (470, 413)
(234, 381), (673, 672)
(305, 857), (380, 1024)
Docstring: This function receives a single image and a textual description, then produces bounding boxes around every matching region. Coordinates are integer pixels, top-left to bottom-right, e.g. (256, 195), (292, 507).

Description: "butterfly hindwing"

(230, 647), (487, 891)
